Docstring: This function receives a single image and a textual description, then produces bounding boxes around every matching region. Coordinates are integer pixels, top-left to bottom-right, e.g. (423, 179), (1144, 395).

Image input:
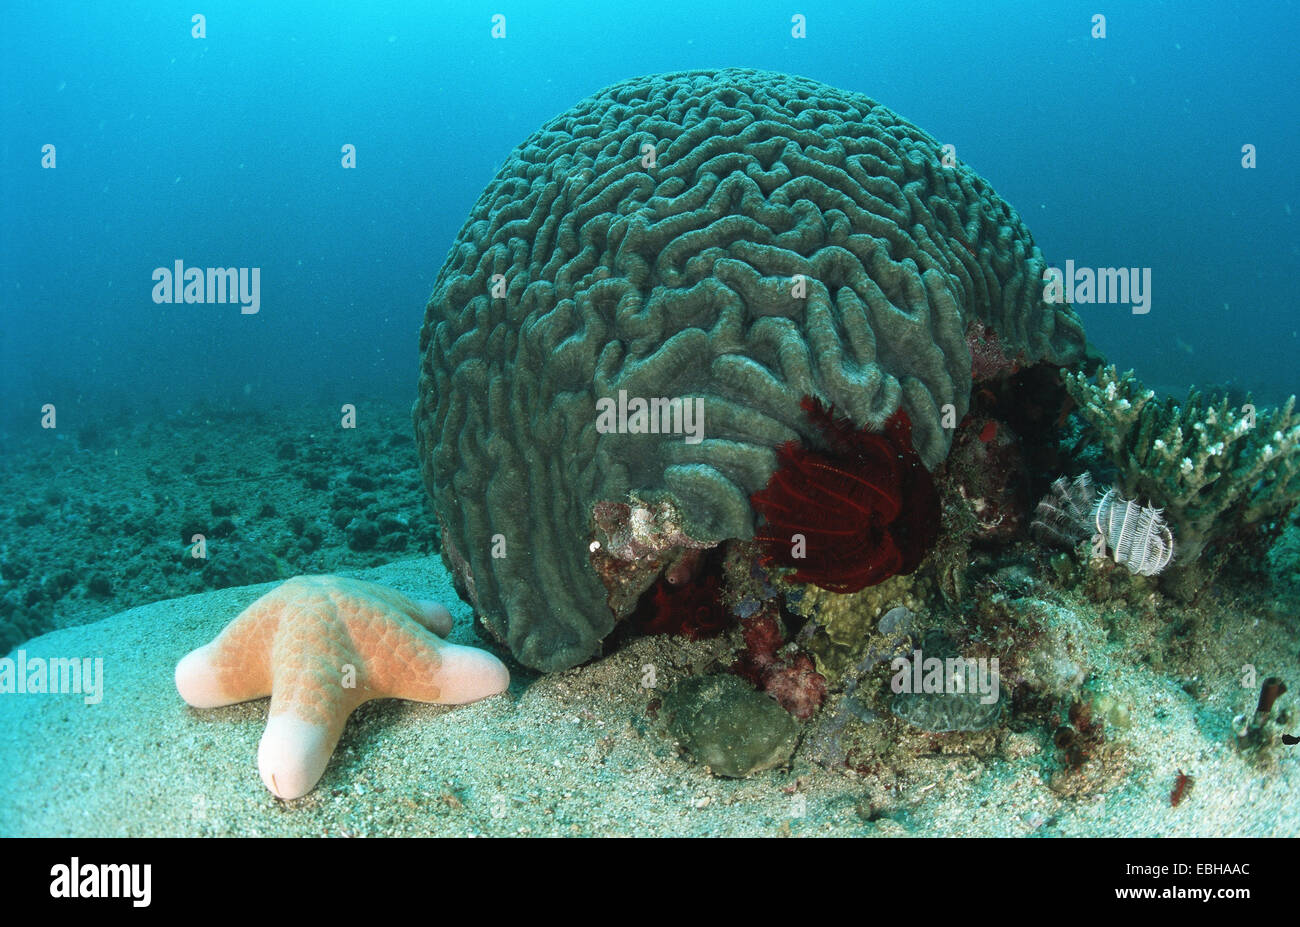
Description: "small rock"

(346, 472), (376, 491)
(661, 674), (799, 778)
(199, 542), (279, 589)
(47, 571), (77, 599)
(1, 557), (32, 581)
(878, 605), (914, 635)
(179, 516), (207, 544)
(301, 524), (324, 551)
(347, 519), (380, 552)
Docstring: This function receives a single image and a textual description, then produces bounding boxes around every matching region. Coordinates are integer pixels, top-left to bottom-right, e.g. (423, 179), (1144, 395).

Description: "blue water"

(2, 0), (1297, 425)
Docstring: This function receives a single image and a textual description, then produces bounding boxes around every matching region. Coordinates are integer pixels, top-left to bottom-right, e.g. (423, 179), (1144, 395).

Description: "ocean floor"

(0, 399), (438, 653)
(2, 553), (1297, 838)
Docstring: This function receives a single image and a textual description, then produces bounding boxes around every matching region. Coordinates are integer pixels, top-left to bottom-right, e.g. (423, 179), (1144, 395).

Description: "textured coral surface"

(415, 68), (1085, 670)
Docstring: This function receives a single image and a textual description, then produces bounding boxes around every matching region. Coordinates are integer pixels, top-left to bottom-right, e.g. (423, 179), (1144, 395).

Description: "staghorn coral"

(1065, 365), (1300, 562)
(415, 68), (1086, 671)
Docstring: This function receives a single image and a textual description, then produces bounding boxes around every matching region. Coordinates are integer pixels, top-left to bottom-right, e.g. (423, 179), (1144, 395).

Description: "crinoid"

(750, 396), (940, 594)
(1092, 487), (1175, 576)
(1031, 472), (1098, 548)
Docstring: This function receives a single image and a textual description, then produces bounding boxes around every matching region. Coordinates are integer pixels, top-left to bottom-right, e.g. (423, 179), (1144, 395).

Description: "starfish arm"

(323, 576), (454, 637)
(258, 635), (368, 801)
(174, 604), (277, 708)
(393, 635), (510, 705)
(175, 641), (264, 708)
(412, 599), (454, 637)
(258, 713), (350, 800)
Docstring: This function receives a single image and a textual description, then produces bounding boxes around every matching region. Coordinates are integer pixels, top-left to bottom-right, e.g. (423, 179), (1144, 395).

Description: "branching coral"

(1064, 365), (1300, 562)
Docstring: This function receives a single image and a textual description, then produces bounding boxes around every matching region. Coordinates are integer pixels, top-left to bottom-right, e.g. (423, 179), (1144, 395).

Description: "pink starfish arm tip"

(413, 599), (454, 637)
(432, 642), (511, 704)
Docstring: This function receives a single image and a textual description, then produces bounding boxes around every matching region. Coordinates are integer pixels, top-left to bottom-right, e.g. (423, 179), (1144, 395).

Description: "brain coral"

(414, 68), (1085, 671)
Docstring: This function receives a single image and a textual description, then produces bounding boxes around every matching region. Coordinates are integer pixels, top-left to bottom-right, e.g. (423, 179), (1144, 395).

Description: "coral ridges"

(415, 67), (1085, 671)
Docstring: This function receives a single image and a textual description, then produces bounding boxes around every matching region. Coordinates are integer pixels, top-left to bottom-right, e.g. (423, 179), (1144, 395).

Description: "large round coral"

(414, 68), (1086, 671)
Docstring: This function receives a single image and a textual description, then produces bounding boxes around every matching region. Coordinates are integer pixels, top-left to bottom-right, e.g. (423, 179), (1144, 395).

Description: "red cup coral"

(750, 397), (940, 593)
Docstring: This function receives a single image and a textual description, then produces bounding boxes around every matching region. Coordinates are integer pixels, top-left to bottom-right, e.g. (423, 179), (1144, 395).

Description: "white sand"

(1, 557), (1296, 837)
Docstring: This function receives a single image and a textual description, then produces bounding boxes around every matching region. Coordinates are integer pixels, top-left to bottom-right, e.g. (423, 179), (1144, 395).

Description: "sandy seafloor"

(1, 554), (1297, 838)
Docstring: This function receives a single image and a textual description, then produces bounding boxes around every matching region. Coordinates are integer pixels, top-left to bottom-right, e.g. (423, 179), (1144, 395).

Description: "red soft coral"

(750, 396), (939, 593)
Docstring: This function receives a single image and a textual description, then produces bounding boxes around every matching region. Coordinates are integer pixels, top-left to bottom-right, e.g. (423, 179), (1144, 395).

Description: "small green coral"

(1065, 365), (1300, 562)
(790, 573), (927, 680)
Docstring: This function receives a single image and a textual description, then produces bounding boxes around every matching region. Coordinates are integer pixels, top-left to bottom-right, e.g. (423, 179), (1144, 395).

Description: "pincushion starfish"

(175, 575), (509, 800)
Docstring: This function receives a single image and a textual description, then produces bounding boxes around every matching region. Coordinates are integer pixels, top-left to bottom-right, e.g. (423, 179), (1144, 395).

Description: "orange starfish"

(175, 575), (509, 799)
